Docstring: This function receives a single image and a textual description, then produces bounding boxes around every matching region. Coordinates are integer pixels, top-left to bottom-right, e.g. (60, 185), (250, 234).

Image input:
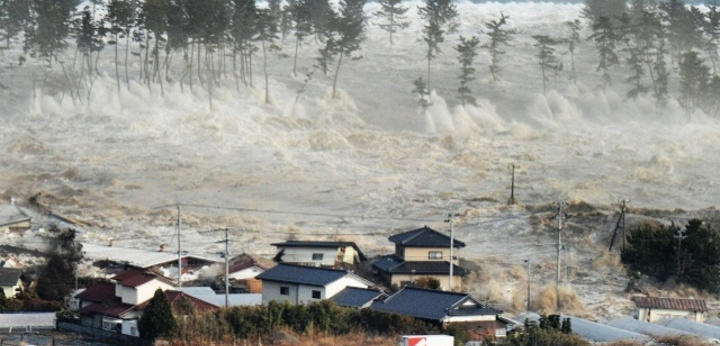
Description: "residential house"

(0, 203), (30, 232)
(82, 242), (221, 281)
(272, 240), (366, 268)
(370, 286), (513, 339)
(74, 268), (213, 337)
(256, 263), (373, 305)
(180, 286), (261, 307)
(331, 287), (386, 309)
(632, 296), (707, 323)
(0, 268), (23, 298)
(227, 254), (275, 293)
(373, 226), (466, 291)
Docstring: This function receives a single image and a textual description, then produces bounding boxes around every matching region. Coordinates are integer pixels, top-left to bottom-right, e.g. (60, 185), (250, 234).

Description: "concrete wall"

(390, 274), (462, 291)
(637, 308), (705, 323)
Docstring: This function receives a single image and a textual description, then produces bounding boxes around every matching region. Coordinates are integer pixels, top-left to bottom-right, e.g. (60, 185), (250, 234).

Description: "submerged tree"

(74, 5), (104, 78)
(532, 35), (562, 95)
(565, 19), (581, 84)
(482, 13), (514, 82)
(589, 16), (619, 86)
(456, 35), (480, 106)
(418, 0), (458, 90)
(374, 0), (409, 46)
(24, 0), (75, 62)
(678, 50), (710, 113)
(330, 0), (366, 99)
(288, 0), (312, 76)
(256, 7), (280, 104)
(412, 76), (431, 110)
(0, 0), (30, 49)
(106, 0), (134, 92)
(36, 227), (83, 302)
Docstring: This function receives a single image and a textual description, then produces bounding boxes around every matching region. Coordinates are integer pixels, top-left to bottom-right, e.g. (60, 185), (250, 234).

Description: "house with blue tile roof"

(373, 226), (467, 291)
(370, 286), (514, 339)
(256, 263), (375, 305)
(331, 287), (386, 309)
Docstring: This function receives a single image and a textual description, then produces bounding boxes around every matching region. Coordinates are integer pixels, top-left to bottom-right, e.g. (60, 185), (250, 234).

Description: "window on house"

(428, 251), (443, 259)
(312, 253), (324, 261)
(280, 286), (290, 295)
(312, 290), (321, 299)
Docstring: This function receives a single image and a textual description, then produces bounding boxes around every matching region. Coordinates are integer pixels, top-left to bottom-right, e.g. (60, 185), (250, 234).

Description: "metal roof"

(82, 242), (221, 269)
(75, 283), (116, 303)
(271, 241), (367, 260)
(632, 296), (708, 312)
(180, 287), (261, 307)
(372, 255), (466, 276)
(112, 268), (176, 287)
(0, 313), (55, 329)
(331, 287), (385, 308)
(608, 317), (705, 340)
(370, 287), (497, 321)
(0, 268), (22, 287)
(0, 205), (29, 227)
(389, 226), (466, 248)
(656, 318), (720, 339)
(516, 313), (651, 343)
(256, 263), (355, 287)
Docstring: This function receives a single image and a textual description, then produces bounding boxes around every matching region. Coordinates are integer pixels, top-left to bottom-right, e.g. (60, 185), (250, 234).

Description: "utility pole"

(556, 201), (566, 311)
(620, 200), (628, 251)
(445, 212), (459, 291)
(525, 259), (531, 311)
(674, 227), (687, 282)
(224, 228), (230, 309)
(176, 204), (182, 287)
(509, 164), (516, 205)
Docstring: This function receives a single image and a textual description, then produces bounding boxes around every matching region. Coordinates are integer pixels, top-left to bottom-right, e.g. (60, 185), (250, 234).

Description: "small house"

(256, 263), (374, 305)
(0, 204), (30, 232)
(373, 226), (467, 291)
(632, 296), (707, 323)
(331, 287), (386, 309)
(272, 240), (366, 268)
(370, 287), (512, 339)
(0, 268), (23, 298)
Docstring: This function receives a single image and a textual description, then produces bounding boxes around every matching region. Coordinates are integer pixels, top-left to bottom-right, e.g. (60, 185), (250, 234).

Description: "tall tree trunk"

(293, 36), (300, 76)
(144, 33), (151, 86)
(331, 49), (344, 99)
(189, 42), (194, 92)
(124, 32), (130, 89)
(197, 42), (202, 85)
(262, 40), (270, 104)
(114, 33), (120, 95)
(233, 44), (239, 90)
(248, 51), (253, 88)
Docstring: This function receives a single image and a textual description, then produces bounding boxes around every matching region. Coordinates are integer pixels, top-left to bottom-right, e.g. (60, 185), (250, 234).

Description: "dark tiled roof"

(331, 287), (385, 308)
(389, 226), (466, 248)
(0, 268), (22, 287)
(256, 263), (351, 286)
(632, 296), (707, 312)
(79, 301), (135, 318)
(113, 268), (175, 287)
(271, 241), (366, 261)
(372, 256), (466, 276)
(76, 283), (115, 303)
(135, 291), (219, 313)
(370, 287), (499, 321)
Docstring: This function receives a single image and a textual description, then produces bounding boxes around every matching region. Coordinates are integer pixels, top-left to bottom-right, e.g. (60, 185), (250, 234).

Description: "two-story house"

(271, 240), (366, 268)
(257, 263), (373, 305)
(372, 226), (466, 291)
(0, 268), (23, 298)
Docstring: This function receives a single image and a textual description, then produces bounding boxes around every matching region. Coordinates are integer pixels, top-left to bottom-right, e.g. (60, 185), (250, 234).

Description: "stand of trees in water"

(0, 0), (719, 116)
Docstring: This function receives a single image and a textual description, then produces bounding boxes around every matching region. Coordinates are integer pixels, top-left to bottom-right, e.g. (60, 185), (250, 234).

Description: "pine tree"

(482, 13), (514, 82)
(583, 0), (626, 23)
(165, 0), (189, 88)
(653, 38), (670, 104)
(74, 6), (104, 78)
(36, 228), (83, 302)
(418, 0), (458, 90)
(412, 76), (431, 110)
(310, 0), (336, 76)
(0, 0), (30, 49)
(139, 289), (177, 340)
(231, 0), (259, 88)
(618, 12), (648, 99)
(705, 1), (720, 72)
(106, 0), (135, 92)
(660, 0), (699, 57)
(288, 0), (312, 76)
(141, 0), (169, 93)
(256, 7), (280, 104)
(24, 0), (76, 63)
(374, 0), (409, 46)
(532, 35), (562, 95)
(456, 35), (479, 106)
(678, 50), (710, 113)
(589, 16), (619, 86)
(565, 19), (582, 83)
(330, 0), (366, 99)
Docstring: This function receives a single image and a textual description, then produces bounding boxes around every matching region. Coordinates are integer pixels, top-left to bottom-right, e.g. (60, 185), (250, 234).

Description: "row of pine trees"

(1, 0), (720, 116)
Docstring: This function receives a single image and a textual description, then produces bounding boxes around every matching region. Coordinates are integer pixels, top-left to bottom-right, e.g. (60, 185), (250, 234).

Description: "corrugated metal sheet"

(516, 313), (651, 343)
(0, 313), (55, 329)
(82, 242), (221, 269)
(656, 318), (720, 339)
(632, 296), (707, 312)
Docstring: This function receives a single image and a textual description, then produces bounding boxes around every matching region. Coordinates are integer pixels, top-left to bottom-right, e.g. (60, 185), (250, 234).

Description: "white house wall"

(637, 308), (704, 323)
(262, 280), (299, 305)
(117, 279), (175, 305)
(324, 276), (369, 298)
(121, 319), (139, 337)
(278, 247), (339, 266)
